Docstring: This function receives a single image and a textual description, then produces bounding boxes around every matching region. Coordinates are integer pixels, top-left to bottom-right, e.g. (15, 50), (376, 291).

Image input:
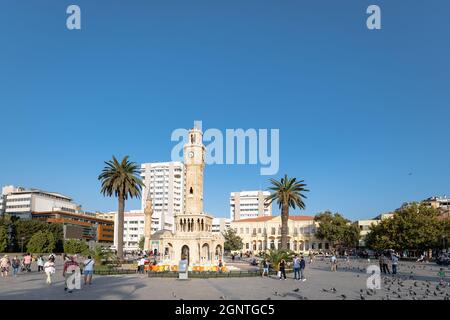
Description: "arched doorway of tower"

(215, 245), (223, 261)
(201, 243), (210, 262)
(181, 245), (190, 265)
(164, 243), (174, 261)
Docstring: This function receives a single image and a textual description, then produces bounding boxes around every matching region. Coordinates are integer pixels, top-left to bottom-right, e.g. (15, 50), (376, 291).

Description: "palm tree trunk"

(117, 195), (125, 260)
(281, 202), (289, 250)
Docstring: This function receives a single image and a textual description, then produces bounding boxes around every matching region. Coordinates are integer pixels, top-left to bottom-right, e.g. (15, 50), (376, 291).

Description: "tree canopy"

(64, 239), (90, 254)
(314, 211), (360, 248)
(223, 228), (243, 252)
(27, 231), (56, 253)
(266, 174), (309, 249)
(365, 203), (445, 251)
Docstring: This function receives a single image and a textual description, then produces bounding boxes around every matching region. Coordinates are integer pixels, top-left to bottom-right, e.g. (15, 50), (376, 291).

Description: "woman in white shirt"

(44, 256), (56, 284)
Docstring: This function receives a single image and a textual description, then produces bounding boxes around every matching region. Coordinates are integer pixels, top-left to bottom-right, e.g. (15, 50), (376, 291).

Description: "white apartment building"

(112, 210), (145, 252)
(212, 218), (231, 234)
(0, 185), (81, 220)
(140, 162), (184, 233)
(230, 191), (272, 221)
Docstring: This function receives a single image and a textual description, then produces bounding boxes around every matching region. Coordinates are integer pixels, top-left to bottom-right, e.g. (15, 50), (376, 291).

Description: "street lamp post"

(21, 237), (25, 253)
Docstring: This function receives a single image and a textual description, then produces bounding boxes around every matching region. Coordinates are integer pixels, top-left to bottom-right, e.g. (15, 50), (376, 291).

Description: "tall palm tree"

(266, 174), (309, 250)
(98, 156), (144, 259)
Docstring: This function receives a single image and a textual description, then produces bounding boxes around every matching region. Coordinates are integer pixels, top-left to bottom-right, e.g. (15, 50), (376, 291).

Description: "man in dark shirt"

(63, 256), (80, 293)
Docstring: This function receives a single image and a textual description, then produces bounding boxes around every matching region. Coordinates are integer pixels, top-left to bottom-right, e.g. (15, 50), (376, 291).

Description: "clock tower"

(183, 123), (205, 215)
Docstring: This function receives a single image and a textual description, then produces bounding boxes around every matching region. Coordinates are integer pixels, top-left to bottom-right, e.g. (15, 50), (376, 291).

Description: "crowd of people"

(0, 253), (96, 293)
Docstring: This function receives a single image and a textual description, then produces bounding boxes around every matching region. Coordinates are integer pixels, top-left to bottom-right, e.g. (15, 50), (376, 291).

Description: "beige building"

(231, 215), (330, 254)
(152, 123), (224, 265)
(96, 212), (115, 221)
(212, 218), (231, 234)
(357, 219), (380, 247)
(230, 191), (272, 221)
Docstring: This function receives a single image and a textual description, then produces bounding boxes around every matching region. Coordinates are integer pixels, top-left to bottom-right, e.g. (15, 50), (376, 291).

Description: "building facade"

(1, 185), (81, 220)
(109, 210), (145, 252)
(230, 191), (272, 221)
(357, 219), (380, 247)
(231, 215), (330, 254)
(32, 211), (114, 243)
(212, 218), (231, 234)
(140, 162), (184, 233)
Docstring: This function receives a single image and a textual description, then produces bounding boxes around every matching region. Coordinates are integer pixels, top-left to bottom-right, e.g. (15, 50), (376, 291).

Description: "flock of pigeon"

(272, 260), (450, 300)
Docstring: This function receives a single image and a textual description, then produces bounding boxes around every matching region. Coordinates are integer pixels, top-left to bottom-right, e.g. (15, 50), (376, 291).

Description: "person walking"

(37, 255), (44, 272)
(44, 256), (56, 285)
(262, 259), (269, 277)
(378, 253), (384, 273)
(63, 256), (79, 293)
(11, 256), (20, 277)
(331, 254), (337, 272)
(139, 256), (146, 274)
(391, 252), (399, 275)
(1, 255), (11, 277)
(382, 254), (390, 274)
(278, 259), (287, 280)
(293, 255), (301, 280)
(24, 253), (32, 272)
(308, 251), (314, 264)
(83, 255), (95, 285)
(299, 256), (306, 281)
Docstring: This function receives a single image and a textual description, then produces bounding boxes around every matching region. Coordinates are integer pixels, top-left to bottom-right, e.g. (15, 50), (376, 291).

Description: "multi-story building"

(357, 219), (380, 247)
(112, 210), (145, 252)
(140, 162), (184, 233)
(212, 218), (231, 234)
(32, 211), (114, 243)
(231, 215), (329, 254)
(0, 185), (81, 220)
(423, 196), (450, 217)
(95, 212), (115, 221)
(230, 191), (272, 221)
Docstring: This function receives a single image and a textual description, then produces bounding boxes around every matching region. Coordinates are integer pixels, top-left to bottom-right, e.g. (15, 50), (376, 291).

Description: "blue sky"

(0, 1), (449, 220)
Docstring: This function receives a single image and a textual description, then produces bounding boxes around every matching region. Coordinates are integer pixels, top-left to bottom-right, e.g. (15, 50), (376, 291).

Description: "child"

(438, 268), (446, 285)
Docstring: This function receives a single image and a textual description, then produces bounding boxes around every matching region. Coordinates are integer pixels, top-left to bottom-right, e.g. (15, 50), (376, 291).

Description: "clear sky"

(0, 0), (449, 220)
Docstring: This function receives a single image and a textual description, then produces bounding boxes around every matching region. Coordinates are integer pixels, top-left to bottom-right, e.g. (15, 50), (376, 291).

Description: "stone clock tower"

(183, 124), (205, 215)
(152, 122), (224, 266)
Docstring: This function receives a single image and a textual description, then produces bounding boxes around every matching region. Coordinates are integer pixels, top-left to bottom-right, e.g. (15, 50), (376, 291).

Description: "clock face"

(188, 151), (194, 158)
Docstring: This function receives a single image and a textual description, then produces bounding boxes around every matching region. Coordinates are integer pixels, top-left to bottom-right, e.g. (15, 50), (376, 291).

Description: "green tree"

(13, 219), (63, 252)
(27, 231), (55, 253)
(87, 245), (116, 265)
(98, 155), (144, 259)
(138, 236), (145, 250)
(314, 211), (360, 249)
(64, 239), (90, 254)
(260, 249), (295, 269)
(365, 203), (443, 251)
(266, 174), (309, 250)
(0, 224), (8, 252)
(223, 229), (243, 252)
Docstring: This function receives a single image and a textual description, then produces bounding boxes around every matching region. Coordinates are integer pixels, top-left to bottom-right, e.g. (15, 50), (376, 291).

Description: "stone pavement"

(0, 258), (449, 300)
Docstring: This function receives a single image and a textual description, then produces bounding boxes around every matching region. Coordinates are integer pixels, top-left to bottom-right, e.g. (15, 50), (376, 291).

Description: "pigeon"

(366, 289), (373, 296)
(322, 288), (329, 293)
(172, 292), (176, 298)
(360, 294), (365, 300)
(331, 287), (337, 293)
(341, 294), (346, 300)
(293, 288), (300, 292)
(266, 297), (271, 300)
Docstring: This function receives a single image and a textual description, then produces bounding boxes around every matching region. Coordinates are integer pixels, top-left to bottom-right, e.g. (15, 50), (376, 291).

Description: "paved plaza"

(0, 258), (449, 300)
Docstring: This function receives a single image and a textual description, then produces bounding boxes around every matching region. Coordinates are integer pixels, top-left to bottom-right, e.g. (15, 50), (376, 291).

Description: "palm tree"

(98, 156), (144, 259)
(266, 174), (309, 250)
